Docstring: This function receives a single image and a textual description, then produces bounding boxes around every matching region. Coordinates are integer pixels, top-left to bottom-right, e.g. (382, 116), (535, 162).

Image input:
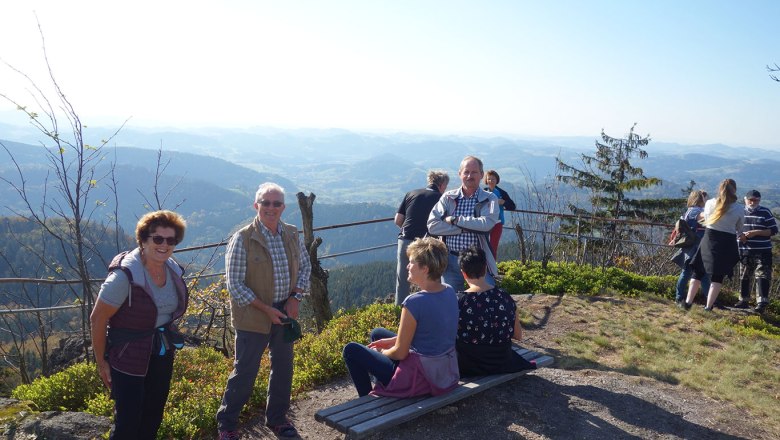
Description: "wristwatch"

(289, 292), (304, 301)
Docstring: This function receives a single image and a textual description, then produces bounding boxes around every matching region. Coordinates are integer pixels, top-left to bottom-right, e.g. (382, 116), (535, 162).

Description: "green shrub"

(498, 260), (676, 298)
(10, 304), (401, 439)
(158, 346), (232, 439)
(11, 362), (103, 411)
(85, 392), (113, 417)
(293, 303), (399, 394)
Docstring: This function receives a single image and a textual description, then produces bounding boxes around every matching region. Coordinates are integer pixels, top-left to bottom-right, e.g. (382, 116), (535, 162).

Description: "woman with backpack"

(670, 190), (710, 307)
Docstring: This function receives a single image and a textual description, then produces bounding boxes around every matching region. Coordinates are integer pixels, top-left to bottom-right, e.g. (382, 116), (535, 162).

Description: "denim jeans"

(396, 239), (413, 305)
(675, 265), (710, 302)
(342, 328), (398, 396)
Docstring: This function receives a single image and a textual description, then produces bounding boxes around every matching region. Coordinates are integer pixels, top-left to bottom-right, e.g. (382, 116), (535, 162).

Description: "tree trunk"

(296, 192), (333, 332)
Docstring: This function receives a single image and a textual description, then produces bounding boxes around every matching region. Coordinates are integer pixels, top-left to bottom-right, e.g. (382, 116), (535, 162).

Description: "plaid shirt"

(444, 190), (480, 253)
(225, 220), (311, 306)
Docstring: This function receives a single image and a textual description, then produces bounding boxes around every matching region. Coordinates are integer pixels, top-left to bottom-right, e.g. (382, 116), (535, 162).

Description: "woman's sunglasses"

(150, 235), (178, 246)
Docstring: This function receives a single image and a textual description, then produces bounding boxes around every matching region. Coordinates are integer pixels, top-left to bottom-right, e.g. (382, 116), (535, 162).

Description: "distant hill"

(4, 126), (780, 277)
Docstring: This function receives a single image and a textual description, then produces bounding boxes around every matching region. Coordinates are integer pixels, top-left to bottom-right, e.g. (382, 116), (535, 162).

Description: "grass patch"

(545, 294), (780, 434)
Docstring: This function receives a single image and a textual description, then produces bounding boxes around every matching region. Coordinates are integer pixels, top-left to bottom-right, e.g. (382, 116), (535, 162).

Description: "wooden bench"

(315, 347), (553, 439)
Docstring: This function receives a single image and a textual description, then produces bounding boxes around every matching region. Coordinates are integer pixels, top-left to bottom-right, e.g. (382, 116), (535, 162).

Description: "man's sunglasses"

(259, 200), (284, 208)
(150, 235), (178, 245)
(747, 198), (760, 203)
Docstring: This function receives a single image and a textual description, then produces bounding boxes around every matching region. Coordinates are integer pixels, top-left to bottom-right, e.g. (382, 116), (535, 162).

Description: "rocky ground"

(241, 295), (774, 440)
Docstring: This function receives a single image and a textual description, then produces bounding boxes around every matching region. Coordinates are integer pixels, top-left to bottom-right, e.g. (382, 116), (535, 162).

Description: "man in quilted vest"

(216, 182), (311, 439)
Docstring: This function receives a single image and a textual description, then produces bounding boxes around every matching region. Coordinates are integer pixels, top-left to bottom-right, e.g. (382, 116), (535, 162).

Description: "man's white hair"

(255, 182), (285, 203)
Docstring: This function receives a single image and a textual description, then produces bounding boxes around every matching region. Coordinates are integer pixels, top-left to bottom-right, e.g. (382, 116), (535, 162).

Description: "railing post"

(296, 192), (333, 332)
(575, 215), (582, 263)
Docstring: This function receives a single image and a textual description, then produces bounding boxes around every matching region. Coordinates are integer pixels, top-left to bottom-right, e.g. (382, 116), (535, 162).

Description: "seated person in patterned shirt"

(455, 246), (536, 376)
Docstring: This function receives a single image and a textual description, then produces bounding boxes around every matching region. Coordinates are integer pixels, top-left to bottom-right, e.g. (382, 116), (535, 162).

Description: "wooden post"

(296, 192), (333, 332)
(575, 215), (582, 264)
(514, 223), (527, 265)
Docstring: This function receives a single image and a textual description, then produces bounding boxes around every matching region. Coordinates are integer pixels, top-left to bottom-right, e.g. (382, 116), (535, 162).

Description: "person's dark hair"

(136, 210), (186, 247)
(458, 246), (487, 279)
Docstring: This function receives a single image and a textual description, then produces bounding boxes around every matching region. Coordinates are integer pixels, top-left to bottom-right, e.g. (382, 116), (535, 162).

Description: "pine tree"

(555, 124), (680, 264)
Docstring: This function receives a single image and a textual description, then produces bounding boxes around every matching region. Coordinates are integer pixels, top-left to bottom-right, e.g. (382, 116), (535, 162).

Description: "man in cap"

(735, 189), (777, 313)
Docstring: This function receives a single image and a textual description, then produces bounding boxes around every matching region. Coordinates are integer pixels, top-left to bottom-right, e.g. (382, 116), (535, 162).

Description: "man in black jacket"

(394, 170), (449, 305)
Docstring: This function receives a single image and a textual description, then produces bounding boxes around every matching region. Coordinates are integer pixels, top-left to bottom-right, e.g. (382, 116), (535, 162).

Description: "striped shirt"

(225, 221), (311, 306)
(444, 191), (480, 253)
(739, 205), (778, 255)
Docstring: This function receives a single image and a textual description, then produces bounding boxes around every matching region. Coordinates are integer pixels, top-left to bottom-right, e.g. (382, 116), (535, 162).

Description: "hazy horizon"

(2, 1), (779, 150)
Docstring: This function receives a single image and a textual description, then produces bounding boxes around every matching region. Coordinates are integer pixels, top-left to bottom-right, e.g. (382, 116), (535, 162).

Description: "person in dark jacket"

(670, 190), (711, 307)
(484, 170), (515, 260)
(90, 210), (188, 440)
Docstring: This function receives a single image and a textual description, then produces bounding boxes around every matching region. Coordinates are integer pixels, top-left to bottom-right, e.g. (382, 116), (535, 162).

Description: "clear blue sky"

(1, 0), (778, 148)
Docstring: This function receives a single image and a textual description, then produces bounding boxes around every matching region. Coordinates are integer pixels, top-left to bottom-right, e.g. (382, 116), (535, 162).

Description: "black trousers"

(109, 350), (175, 440)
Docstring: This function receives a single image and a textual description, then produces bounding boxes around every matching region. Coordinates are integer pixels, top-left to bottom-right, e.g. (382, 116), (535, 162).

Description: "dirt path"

(240, 295), (775, 440)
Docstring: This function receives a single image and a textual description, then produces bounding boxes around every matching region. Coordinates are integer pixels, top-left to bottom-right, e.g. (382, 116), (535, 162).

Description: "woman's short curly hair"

(135, 210), (187, 247)
(406, 237), (448, 281)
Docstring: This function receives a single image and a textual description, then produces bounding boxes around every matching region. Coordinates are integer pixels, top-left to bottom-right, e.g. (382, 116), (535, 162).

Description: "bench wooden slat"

(335, 395), (429, 429)
(315, 347), (553, 439)
(319, 395), (412, 424)
(315, 394), (390, 419)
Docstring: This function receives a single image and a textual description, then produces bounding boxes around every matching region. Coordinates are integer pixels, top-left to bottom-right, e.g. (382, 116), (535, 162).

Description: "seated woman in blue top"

(456, 246), (535, 376)
(343, 237), (459, 397)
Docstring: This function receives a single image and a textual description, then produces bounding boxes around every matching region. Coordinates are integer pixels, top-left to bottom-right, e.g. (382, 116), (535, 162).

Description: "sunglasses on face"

(747, 198), (760, 203)
(259, 200), (284, 208)
(149, 235), (178, 245)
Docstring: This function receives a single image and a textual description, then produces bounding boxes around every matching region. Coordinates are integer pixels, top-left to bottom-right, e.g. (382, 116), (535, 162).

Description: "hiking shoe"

(682, 302), (692, 311)
(676, 300), (686, 309)
(733, 299), (750, 309)
(266, 421), (298, 438)
(755, 302), (768, 313)
(703, 306), (713, 312)
(218, 430), (240, 440)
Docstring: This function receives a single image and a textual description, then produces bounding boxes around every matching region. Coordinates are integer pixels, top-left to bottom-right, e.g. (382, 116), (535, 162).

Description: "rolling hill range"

(3, 127), (780, 278)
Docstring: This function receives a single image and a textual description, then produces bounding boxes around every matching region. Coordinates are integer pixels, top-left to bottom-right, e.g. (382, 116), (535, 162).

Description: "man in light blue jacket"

(427, 155), (499, 289)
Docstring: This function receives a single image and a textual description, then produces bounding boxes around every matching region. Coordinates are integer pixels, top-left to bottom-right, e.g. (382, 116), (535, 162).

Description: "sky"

(1, 0), (779, 148)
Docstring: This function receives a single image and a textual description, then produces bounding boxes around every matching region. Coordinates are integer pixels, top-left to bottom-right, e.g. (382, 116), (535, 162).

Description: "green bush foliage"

(498, 260), (676, 298)
(10, 304), (400, 439)
(293, 303), (399, 394)
(158, 346), (232, 439)
(11, 361), (103, 411)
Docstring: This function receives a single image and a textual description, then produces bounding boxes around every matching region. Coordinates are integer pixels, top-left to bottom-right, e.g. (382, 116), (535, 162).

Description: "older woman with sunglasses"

(90, 210), (188, 440)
